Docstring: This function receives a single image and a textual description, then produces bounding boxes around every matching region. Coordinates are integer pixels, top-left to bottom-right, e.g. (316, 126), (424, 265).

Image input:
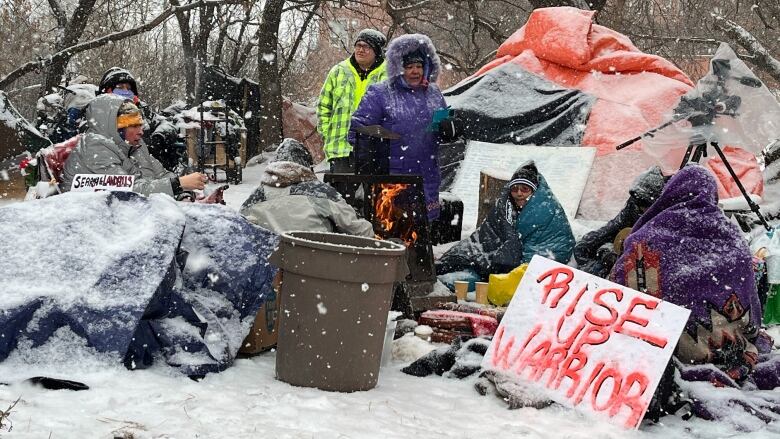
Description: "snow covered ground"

(0, 159), (778, 438)
(3, 350), (776, 439)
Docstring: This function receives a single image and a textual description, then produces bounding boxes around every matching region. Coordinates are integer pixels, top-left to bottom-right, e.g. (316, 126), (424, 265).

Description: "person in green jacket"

(317, 29), (387, 172)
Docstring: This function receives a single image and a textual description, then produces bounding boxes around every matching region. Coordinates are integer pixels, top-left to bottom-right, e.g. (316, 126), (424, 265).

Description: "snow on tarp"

(443, 7), (694, 220)
(172, 202), (279, 373)
(0, 191), (277, 376)
(443, 63), (593, 146)
(283, 97), (325, 163)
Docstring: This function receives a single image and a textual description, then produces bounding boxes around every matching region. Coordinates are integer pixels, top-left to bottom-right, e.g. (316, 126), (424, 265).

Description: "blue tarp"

(0, 191), (278, 376)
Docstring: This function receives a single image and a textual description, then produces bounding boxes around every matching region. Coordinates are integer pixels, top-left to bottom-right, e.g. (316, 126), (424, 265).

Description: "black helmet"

(98, 67), (138, 96)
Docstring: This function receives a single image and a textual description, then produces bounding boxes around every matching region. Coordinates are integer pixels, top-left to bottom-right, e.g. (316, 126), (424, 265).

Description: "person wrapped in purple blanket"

(610, 165), (779, 427)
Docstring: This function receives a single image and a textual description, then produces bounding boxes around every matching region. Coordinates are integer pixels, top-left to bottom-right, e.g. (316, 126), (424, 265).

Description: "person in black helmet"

(97, 67), (185, 172)
(98, 67), (140, 99)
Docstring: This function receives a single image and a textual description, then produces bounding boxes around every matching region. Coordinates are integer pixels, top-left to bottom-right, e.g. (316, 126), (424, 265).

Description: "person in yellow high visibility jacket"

(316, 29), (387, 172)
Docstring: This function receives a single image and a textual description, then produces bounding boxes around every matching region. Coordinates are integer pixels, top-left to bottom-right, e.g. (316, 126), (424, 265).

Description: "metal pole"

(711, 142), (772, 231)
(198, 104), (205, 173)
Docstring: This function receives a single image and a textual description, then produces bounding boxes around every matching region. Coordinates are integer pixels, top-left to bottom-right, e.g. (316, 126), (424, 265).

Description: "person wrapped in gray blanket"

(60, 94), (206, 196)
(240, 139), (373, 237)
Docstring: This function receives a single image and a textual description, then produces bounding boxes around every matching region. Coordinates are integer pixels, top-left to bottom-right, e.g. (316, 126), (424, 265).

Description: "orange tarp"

(471, 7), (694, 157)
(466, 7), (762, 215)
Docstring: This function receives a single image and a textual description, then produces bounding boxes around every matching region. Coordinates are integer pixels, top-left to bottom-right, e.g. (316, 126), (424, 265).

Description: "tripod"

(679, 140), (771, 231)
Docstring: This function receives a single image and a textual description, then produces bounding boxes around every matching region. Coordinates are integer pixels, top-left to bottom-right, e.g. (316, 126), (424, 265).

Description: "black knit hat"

(509, 162), (539, 191)
(629, 165), (665, 208)
(273, 138), (314, 168)
(98, 67), (138, 96)
(355, 29), (387, 58)
(402, 50), (426, 67)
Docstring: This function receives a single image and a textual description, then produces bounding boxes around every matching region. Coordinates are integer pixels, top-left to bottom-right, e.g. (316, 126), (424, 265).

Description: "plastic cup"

(381, 319), (398, 367)
(454, 281), (468, 301)
(475, 282), (489, 305)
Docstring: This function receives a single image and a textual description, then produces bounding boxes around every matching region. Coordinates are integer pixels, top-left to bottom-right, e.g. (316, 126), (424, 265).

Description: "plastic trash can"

(270, 231), (408, 392)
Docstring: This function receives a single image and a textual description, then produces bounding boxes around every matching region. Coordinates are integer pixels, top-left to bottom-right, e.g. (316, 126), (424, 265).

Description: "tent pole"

(710, 142), (772, 232)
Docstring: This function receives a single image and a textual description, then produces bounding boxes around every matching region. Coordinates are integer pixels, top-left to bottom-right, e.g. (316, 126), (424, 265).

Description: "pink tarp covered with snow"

(460, 7), (764, 218)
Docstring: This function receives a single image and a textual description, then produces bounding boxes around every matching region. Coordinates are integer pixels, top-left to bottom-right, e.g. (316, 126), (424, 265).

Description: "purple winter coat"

(350, 34), (446, 220)
(610, 165), (763, 380)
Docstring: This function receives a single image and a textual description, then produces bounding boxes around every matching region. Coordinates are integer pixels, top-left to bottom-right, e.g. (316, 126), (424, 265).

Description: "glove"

(438, 117), (459, 142)
(596, 248), (618, 271)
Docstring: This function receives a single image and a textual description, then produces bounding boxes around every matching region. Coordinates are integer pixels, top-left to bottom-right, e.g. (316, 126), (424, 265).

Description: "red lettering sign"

(483, 256), (690, 429)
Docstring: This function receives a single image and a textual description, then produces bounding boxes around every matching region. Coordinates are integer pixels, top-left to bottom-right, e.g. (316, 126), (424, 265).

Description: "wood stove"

(324, 173), (454, 315)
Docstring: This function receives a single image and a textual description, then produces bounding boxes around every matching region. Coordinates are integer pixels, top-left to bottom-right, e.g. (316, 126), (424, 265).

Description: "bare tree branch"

(526, 0), (591, 10)
(47, 0), (68, 29)
(386, 0), (435, 14)
(0, 0), (241, 90)
(752, 1), (778, 30)
(713, 14), (780, 83)
(228, 4), (256, 74)
(41, 0), (98, 94)
(624, 33), (721, 45)
(280, 0), (323, 77)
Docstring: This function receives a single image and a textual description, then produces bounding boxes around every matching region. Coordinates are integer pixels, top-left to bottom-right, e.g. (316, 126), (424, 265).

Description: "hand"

(179, 172), (208, 191)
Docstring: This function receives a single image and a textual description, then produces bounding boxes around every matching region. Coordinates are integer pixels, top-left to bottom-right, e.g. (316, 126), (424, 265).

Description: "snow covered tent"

(442, 7), (695, 219)
(0, 191), (277, 376)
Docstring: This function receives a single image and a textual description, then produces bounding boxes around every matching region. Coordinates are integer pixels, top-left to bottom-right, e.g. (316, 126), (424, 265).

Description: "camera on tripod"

(615, 43), (775, 232)
(673, 59), (760, 130)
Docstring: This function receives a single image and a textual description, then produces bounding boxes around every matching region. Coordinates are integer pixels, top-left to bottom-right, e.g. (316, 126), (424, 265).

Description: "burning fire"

(374, 183), (418, 246)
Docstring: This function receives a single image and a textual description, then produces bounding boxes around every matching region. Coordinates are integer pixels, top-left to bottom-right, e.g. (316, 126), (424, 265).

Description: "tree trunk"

(170, 0), (197, 103)
(41, 0), (97, 96)
(255, 0), (285, 154)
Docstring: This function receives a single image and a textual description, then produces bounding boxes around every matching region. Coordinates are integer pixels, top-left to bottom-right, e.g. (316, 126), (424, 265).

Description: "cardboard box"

(240, 272), (281, 354)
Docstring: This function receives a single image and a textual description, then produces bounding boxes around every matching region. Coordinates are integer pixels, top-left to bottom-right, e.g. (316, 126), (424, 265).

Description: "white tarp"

(451, 142), (595, 227)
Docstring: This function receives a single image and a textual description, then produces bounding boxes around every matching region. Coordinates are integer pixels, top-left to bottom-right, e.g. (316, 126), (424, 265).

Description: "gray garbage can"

(270, 231), (408, 392)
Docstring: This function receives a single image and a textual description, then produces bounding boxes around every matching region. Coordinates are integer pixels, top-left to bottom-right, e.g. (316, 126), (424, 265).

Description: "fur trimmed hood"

(262, 161), (316, 188)
(385, 34), (441, 83)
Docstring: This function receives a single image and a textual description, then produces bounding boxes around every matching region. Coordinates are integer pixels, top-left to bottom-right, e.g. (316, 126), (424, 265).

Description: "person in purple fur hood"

(349, 34), (447, 220)
(610, 165), (769, 383)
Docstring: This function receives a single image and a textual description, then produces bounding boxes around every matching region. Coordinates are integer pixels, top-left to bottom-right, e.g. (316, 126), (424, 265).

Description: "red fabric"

(42, 135), (80, 183)
(420, 310), (499, 336)
(282, 98), (324, 163)
(705, 146), (764, 199)
(469, 6), (694, 156)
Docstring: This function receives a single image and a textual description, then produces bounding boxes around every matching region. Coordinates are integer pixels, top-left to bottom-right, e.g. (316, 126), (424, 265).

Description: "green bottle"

(765, 283), (780, 325)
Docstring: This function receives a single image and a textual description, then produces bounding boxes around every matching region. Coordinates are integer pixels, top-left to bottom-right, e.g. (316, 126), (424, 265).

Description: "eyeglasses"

(354, 42), (372, 51)
(511, 185), (534, 194)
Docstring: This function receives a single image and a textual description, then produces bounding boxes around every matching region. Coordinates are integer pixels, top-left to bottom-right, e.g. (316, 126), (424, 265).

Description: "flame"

(374, 183), (418, 246)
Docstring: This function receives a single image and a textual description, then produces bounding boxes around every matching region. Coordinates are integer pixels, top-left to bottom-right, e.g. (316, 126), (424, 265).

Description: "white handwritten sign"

(71, 174), (135, 192)
(482, 256), (690, 429)
(450, 142), (595, 227)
